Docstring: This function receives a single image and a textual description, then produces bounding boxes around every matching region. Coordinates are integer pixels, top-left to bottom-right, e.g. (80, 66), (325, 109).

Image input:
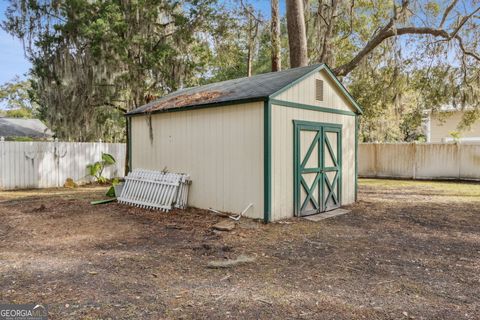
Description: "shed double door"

(294, 121), (342, 217)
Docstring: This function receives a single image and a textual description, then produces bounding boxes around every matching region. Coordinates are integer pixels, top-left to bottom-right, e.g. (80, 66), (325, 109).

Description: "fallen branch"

(229, 203), (253, 221)
(208, 202), (254, 221)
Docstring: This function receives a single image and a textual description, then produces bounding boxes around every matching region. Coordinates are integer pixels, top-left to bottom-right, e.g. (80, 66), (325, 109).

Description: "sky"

(0, 1), (31, 85)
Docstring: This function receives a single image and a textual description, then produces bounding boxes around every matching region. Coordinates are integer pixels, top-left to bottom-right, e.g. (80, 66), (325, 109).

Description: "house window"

(315, 79), (324, 101)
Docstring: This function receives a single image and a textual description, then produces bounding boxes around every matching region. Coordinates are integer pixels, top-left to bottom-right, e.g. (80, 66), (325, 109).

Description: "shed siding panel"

(271, 104), (356, 220)
(274, 69), (355, 112)
(131, 102), (264, 219)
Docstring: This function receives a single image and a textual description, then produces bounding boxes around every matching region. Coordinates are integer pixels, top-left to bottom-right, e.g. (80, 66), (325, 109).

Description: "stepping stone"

(303, 208), (351, 222)
(212, 220), (236, 231)
(207, 255), (256, 269)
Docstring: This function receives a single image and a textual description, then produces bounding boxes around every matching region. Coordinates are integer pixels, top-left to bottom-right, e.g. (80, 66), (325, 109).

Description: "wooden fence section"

(359, 143), (480, 180)
(0, 141), (126, 190)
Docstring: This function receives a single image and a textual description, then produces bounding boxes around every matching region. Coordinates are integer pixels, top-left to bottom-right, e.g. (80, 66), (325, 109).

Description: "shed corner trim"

(355, 115), (359, 201)
(263, 98), (272, 223)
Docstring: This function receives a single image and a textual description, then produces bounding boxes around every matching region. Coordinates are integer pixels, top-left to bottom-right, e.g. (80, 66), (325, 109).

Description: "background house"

(424, 108), (480, 143)
(0, 117), (54, 140)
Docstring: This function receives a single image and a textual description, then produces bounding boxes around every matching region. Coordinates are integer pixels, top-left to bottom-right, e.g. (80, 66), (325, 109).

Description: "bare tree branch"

(342, 0), (355, 40)
(240, 0), (264, 23)
(455, 36), (480, 61)
(240, 0), (262, 76)
(333, 4), (480, 76)
(449, 6), (480, 38)
(439, 0), (458, 28)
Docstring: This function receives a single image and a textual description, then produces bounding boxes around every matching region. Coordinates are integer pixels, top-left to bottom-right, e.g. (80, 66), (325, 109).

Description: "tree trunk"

(316, 0), (338, 66)
(271, 0), (281, 71)
(247, 46), (253, 77)
(245, 6), (260, 77)
(247, 39), (253, 76)
(246, 14), (254, 77)
(286, 0), (308, 67)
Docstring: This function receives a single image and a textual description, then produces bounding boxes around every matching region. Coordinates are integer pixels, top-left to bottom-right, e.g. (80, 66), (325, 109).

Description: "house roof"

(0, 117), (54, 139)
(126, 64), (362, 116)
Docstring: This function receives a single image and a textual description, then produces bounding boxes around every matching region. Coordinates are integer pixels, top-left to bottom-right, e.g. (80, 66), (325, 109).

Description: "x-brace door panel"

(294, 121), (342, 217)
(322, 127), (342, 212)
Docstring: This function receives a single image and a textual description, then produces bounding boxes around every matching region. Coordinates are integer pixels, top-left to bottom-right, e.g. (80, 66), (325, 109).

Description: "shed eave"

(124, 96), (267, 117)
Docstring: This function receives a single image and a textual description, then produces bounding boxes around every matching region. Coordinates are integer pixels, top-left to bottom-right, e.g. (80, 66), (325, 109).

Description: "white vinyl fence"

(0, 140), (126, 190)
(359, 143), (480, 180)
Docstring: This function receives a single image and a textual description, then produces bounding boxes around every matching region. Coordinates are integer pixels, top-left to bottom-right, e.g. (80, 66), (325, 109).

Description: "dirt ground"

(0, 179), (479, 319)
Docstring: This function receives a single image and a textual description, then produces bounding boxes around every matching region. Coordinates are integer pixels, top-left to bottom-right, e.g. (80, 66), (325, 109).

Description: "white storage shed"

(126, 64), (362, 222)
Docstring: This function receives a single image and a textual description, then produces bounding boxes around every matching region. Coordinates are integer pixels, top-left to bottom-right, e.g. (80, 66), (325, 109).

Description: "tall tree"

(286, 0), (308, 67)
(271, 0), (281, 71)
(2, 0), (218, 141)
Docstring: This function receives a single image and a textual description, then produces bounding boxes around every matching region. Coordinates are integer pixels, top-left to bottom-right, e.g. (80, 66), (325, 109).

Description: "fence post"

(0, 137), (3, 189)
(412, 142), (417, 180)
(457, 142), (461, 180)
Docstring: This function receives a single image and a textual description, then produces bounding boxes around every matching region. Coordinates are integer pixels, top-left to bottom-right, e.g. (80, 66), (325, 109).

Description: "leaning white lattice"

(118, 169), (191, 211)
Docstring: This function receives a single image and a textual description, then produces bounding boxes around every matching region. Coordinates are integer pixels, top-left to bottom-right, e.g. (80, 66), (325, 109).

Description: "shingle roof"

(127, 64), (323, 115)
(0, 118), (54, 139)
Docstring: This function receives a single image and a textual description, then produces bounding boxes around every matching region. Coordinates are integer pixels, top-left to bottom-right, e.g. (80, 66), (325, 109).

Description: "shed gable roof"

(127, 64), (362, 116)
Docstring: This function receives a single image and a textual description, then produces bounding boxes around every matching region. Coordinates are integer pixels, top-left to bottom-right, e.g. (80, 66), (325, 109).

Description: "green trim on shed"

(270, 99), (357, 116)
(263, 99), (272, 223)
(293, 120), (343, 216)
(127, 117), (132, 173)
(269, 65), (325, 98)
(355, 115), (359, 201)
(322, 65), (363, 115)
(269, 64), (363, 115)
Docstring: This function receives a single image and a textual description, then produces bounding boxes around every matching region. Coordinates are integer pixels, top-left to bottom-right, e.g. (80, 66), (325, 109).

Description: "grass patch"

(359, 178), (480, 197)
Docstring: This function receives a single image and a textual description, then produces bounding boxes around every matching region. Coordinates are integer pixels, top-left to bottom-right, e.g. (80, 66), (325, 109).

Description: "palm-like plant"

(86, 153), (116, 183)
